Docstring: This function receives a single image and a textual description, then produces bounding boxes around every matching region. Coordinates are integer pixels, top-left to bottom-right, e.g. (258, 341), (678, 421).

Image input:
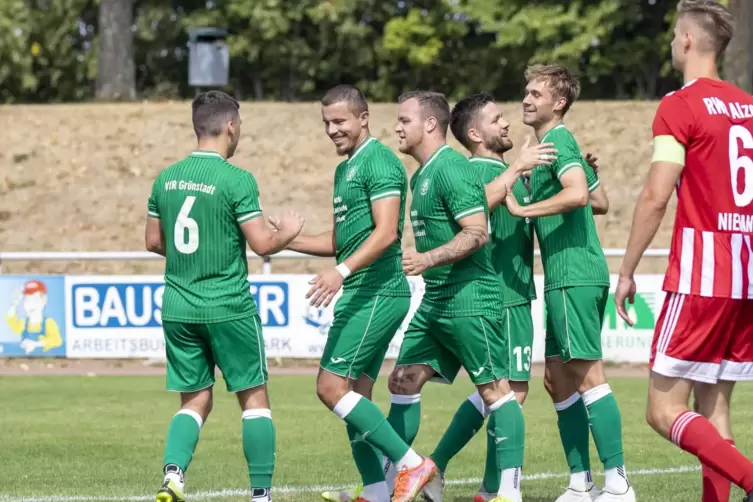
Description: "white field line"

(0, 464), (701, 502)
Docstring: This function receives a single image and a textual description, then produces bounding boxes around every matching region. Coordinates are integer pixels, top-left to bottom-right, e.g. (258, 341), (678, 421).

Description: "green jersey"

(470, 156), (536, 307)
(409, 145), (503, 317)
(147, 150), (260, 323)
(529, 124), (610, 291)
(333, 136), (410, 297)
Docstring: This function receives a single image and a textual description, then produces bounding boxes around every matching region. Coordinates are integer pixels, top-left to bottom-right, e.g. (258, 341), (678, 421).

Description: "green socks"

(431, 393), (486, 472)
(492, 395), (525, 470)
(242, 409), (276, 489)
(482, 413), (501, 493)
(334, 391), (416, 465)
(386, 393), (422, 446)
(582, 385), (624, 469)
(490, 393), (525, 501)
(347, 423), (386, 485)
(554, 393), (592, 478)
(163, 409), (203, 472)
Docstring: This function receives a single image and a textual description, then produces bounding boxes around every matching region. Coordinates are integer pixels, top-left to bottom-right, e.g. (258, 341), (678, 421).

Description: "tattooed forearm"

(424, 224), (488, 269)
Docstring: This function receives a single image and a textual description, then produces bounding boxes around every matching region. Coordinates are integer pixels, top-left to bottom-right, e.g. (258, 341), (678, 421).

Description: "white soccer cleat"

(383, 457), (397, 495)
(554, 484), (600, 502)
(421, 469), (444, 502)
(594, 486), (636, 502)
(251, 488), (272, 502)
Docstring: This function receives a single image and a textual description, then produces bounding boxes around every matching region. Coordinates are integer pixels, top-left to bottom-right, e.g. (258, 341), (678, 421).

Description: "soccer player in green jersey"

(381, 90), (526, 502)
(272, 85), (434, 502)
(145, 91), (304, 502)
(505, 64), (635, 502)
(418, 92), (551, 502)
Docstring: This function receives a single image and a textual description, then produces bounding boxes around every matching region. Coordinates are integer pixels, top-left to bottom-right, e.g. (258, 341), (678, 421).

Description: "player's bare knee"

(180, 388), (213, 420)
(570, 359), (607, 393)
(387, 365), (428, 395)
(352, 375), (375, 400)
(510, 381), (529, 405)
(316, 370), (349, 409)
(477, 378), (512, 406)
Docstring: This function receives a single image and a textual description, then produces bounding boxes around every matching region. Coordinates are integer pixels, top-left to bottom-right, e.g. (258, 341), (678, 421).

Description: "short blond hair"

(677, 0), (735, 55)
(524, 63), (581, 115)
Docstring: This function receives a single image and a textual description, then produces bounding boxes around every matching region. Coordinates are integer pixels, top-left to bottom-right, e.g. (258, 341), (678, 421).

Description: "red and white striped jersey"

(653, 78), (753, 299)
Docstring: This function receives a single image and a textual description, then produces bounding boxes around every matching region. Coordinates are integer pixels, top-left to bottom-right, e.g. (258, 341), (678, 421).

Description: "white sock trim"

(242, 408), (272, 420)
(391, 393), (421, 405)
(468, 392), (490, 418)
(488, 391), (516, 412)
(175, 409), (204, 428)
(333, 391), (362, 419)
(581, 384), (612, 407)
(553, 392), (581, 411)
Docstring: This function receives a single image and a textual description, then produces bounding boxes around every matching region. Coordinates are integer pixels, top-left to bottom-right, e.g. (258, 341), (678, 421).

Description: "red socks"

(702, 439), (735, 502)
(671, 411), (753, 495)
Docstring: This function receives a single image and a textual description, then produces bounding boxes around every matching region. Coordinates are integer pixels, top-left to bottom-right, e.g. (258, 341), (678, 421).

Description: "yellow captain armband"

(652, 135), (686, 166)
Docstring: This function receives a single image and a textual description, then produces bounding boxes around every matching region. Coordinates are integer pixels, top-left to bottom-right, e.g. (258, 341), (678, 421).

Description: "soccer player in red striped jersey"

(615, 2), (753, 501)
(145, 91), (304, 502)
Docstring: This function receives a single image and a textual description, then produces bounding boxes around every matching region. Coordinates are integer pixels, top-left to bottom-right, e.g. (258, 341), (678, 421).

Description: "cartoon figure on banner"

(5, 280), (63, 354)
(304, 304), (334, 336)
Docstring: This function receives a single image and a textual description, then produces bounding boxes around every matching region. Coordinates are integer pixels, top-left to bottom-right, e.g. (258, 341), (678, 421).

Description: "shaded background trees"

(3, 0), (751, 103)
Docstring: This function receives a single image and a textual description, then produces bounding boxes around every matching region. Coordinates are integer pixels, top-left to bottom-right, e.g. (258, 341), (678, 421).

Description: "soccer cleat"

(251, 488), (272, 502)
(554, 485), (600, 502)
(392, 457), (437, 502)
(155, 479), (185, 502)
(421, 469), (444, 502)
(321, 484), (363, 502)
(473, 488), (495, 502)
(593, 486), (636, 502)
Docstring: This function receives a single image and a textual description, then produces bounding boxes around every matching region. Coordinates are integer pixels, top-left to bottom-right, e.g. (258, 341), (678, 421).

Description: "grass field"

(3, 374), (751, 501)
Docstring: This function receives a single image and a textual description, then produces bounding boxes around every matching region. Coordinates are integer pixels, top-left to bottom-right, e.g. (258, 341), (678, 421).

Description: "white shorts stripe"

(731, 234), (743, 299)
(700, 231), (715, 297)
(658, 293), (684, 355)
(656, 293), (678, 354)
(679, 228), (694, 294)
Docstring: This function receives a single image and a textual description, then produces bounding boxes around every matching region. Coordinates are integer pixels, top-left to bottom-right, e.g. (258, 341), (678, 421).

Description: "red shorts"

(650, 292), (753, 383)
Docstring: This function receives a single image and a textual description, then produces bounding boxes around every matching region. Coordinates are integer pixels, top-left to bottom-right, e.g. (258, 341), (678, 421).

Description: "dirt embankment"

(0, 100), (669, 276)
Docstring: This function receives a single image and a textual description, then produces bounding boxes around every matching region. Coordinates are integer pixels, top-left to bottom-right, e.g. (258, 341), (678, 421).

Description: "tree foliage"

(2, 0), (747, 103)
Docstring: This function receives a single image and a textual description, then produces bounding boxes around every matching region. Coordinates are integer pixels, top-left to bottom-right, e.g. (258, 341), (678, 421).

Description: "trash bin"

(188, 27), (229, 89)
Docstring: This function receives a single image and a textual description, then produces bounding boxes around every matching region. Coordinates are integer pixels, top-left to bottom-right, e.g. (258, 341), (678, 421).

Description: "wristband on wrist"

(335, 263), (351, 279)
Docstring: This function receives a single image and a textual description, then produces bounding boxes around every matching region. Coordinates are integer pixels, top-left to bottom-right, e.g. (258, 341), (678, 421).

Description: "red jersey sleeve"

(652, 93), (695, 146)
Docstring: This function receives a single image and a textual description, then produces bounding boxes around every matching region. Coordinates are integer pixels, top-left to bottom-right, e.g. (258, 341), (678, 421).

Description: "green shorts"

(320, 293), (410, 381)
(395, 307), (508, 385)
(163, 315), (268, 393)
(544, 286), (608, 363)
(505, 303), (534, 381)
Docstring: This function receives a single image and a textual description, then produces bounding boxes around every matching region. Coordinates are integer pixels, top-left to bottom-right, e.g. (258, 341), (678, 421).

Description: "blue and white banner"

(0, 273), (666, 362)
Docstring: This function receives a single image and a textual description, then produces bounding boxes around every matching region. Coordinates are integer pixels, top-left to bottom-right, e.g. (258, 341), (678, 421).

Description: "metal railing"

(0, 249), (670, 275)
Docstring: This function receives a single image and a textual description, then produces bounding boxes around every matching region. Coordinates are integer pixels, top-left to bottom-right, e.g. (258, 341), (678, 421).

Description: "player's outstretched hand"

(585, 152), (600, 173)
(504, 189), (525, 217)
(402, 250), (430, 276)
(614, 275), (637, 327)
(276, 211), (305, 238)
(306, 268), (343, 308)
(512, 136), (558, 173)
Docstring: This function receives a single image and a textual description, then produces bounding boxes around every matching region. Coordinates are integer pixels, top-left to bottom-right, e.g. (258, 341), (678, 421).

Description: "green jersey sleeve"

(147, 175), (161, 219)
(364, 151), (405, 203)
(437, 159), (487, 222)
(584, 163), (600, 192)
(231, 170), (263, 223)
